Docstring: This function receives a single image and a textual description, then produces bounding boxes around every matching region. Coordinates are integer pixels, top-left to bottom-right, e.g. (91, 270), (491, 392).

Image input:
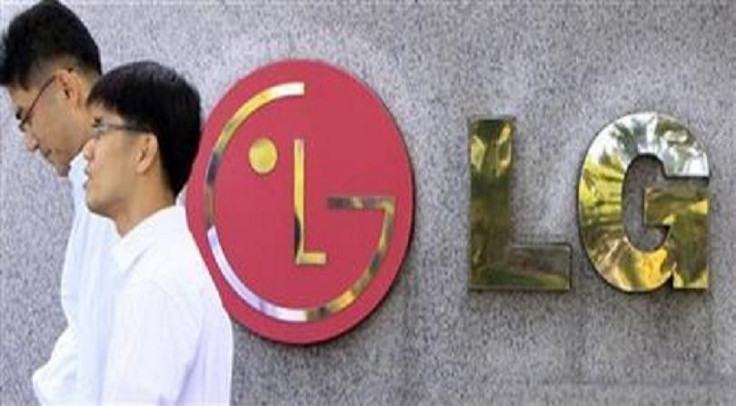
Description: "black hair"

(87, 61), (202, 196)
(0, 0), (101, 88)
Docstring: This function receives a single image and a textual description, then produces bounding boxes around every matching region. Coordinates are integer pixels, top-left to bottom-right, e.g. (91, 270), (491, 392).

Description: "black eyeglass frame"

(89, 121), (151, 140)
(17, 75), (57, 133)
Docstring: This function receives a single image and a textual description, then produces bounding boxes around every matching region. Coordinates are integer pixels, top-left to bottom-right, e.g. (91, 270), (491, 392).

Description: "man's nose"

(24, 131), (39, 152)
(82, 138), (95, 161)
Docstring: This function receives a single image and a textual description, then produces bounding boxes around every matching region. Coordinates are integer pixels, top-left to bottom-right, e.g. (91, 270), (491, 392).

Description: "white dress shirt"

(32, 153), (120, 404)
(103, 205), (233, 405)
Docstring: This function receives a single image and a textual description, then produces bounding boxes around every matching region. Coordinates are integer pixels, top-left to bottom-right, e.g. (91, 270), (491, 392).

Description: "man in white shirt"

(1, 1), (119, 403)
(82, 61), (233, 404)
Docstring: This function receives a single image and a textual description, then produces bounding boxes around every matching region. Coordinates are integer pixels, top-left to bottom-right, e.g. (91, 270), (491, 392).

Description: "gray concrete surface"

(1, 1), (734, 404)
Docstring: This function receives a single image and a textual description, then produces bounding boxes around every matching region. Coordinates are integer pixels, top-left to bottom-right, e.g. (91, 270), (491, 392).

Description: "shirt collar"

(68, 153), (89, 216)
(68, 153), (87, 190)
(111, 205), (188, 275)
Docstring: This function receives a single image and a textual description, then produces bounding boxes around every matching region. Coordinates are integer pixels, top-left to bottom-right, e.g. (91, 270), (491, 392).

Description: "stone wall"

(1, 1), (734, 404)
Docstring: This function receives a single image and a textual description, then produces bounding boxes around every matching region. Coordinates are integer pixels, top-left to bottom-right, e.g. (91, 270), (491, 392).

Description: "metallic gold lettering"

(578, 112), (709, 292)
(469, 118), (571, 291)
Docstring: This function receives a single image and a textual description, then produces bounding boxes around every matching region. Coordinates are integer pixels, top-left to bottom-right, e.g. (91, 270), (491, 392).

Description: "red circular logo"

(186, 60), (414, 344)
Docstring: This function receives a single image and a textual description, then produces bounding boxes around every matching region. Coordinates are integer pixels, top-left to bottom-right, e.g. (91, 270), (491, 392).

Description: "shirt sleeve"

(32, 200), (86, 405)
(32, 327), (78, 405)
(102, 282), (200, 404)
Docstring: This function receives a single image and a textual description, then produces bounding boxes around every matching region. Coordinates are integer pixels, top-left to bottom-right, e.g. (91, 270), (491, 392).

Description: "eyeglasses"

(90, 121), (150, 140)
(17, 75), (57, 133)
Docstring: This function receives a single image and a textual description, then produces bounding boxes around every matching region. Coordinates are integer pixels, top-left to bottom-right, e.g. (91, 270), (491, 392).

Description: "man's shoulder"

(131, 231), (210, 296)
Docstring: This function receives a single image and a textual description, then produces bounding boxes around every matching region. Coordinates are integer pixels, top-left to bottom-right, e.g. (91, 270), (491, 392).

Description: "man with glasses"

(83, 61), (232, 403)
(0, 1), (118, 403)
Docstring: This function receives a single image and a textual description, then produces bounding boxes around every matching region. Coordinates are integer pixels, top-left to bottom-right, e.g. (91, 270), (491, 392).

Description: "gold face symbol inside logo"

(204, 82), (398, 322)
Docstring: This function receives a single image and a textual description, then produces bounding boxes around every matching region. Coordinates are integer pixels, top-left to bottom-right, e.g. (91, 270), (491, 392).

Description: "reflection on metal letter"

(578, 112), (709, 292)
(469, 118), (571, 290)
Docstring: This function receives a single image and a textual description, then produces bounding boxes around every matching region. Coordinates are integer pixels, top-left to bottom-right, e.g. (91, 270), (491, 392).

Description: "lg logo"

(186, 61), (414, 344)
(188, 60), (710, 345)
(470, 113), (709, 293)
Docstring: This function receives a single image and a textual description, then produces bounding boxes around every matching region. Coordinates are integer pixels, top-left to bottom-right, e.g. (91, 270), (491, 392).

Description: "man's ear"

(136, 135), (160, 174)
(56, 69), (84, 107)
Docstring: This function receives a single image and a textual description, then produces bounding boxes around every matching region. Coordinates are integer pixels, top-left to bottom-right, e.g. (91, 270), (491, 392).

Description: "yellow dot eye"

(249, 137), (278, 175)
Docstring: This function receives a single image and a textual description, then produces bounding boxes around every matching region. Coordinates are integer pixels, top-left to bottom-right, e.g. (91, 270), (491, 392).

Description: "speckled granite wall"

(1, 1), (734, 404)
